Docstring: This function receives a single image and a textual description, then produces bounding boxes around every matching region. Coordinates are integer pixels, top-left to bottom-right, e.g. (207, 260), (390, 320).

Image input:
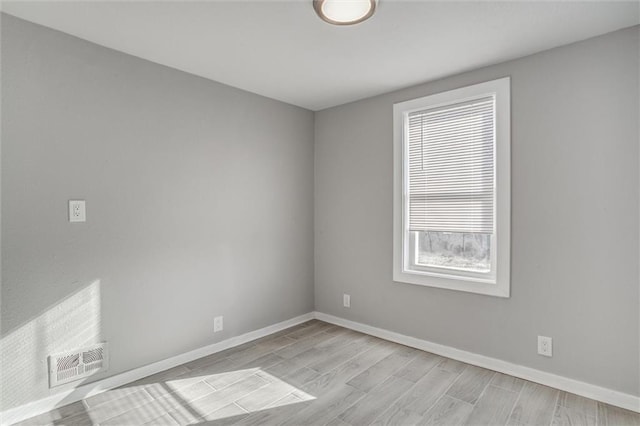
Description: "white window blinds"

(407, 96), (495, 234)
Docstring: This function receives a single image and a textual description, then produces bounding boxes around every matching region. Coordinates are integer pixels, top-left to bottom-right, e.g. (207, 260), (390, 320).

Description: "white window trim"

(393, 77), (511, 298)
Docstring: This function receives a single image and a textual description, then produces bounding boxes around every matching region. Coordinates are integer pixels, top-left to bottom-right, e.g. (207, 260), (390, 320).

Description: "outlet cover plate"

(343, 294), (351, 308)
(69, 200), (86, 222)
(537, 335), (552, 357)
(214, 316), (223, 332)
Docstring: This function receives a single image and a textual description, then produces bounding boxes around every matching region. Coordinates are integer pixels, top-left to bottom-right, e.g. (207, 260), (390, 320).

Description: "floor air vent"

(48, 343), (108, 388)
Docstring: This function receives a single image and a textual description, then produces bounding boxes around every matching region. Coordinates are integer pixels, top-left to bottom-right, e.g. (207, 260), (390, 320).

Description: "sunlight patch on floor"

(86, 368), (315, 425)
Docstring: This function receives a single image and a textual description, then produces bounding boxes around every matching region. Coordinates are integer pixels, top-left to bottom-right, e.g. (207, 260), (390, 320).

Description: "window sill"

(393, 268), (510, 298)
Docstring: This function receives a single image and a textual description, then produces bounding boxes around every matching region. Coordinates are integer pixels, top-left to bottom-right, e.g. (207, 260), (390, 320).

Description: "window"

(393, 77), (510, 297)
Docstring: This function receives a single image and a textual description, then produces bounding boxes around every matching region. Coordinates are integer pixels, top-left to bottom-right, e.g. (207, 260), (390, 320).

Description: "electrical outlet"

(537, 336), (552, 357)
(343, 294), (351, 308)
(214, 316), (223, 332)
(69, 200), (86, 222)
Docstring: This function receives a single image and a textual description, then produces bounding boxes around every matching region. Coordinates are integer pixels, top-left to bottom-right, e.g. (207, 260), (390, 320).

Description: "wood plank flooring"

(14, 320), (640, 426)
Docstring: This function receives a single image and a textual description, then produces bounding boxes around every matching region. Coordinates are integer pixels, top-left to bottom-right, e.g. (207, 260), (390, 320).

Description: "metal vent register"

(48, 343), (108, 387)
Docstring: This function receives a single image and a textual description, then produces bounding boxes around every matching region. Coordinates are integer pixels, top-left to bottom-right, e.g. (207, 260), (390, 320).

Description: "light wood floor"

(15, 320), (640, 426)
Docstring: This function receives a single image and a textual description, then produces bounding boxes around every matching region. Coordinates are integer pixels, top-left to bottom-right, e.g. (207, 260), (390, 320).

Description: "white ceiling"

(2, 1), (638, 111)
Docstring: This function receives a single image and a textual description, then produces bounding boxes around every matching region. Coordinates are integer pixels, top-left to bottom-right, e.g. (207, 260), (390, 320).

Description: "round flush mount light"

(313, 0), (377, 26)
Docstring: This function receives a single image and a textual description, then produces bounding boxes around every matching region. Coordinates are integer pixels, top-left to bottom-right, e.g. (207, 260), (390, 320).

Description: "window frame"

(393, 77), (511, 298)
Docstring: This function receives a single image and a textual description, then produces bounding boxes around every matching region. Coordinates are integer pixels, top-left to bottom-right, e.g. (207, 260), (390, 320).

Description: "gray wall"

(2, 11), (638, 414)
(315, 26), (640, 396)
(1, 14), (314, 411)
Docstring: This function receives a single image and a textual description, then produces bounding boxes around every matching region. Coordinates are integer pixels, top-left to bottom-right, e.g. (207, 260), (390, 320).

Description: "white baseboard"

(0, 312), (315, 426)
(313, 312), (640, 414)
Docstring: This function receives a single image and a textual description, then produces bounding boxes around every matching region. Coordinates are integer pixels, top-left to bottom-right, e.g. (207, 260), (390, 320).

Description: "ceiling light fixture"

(313, 0), (377, 26)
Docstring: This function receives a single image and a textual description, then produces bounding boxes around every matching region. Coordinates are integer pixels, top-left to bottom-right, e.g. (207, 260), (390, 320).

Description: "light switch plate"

(69, 200), (86, 222)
